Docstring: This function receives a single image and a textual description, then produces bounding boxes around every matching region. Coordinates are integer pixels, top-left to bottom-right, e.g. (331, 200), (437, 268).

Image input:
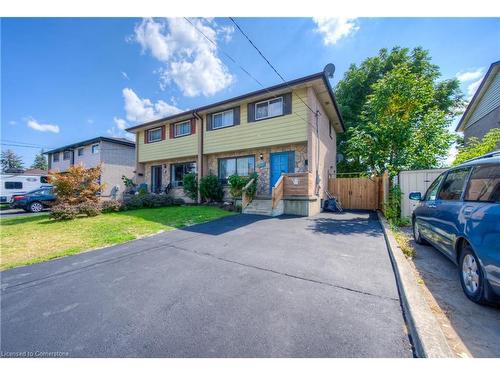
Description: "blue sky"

(2, 17), (499, 166)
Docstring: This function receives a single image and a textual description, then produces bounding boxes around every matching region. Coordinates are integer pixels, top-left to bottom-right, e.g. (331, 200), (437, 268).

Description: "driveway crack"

(168, 244), (399, 302)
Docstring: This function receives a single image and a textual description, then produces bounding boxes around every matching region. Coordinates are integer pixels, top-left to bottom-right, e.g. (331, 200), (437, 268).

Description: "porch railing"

(241, 177), (256, 209)
(282, 172), (314, 197)
(271, 174), (284, 209)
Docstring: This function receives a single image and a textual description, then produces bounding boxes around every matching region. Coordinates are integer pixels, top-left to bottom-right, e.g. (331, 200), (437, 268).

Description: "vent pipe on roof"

(323, 63), (336, 79)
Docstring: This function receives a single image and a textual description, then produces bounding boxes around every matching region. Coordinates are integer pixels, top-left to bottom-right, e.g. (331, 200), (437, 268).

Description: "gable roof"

(44, 136), (135, 154)
(125, 71), (346, 133)
(456, 60), (500, 132)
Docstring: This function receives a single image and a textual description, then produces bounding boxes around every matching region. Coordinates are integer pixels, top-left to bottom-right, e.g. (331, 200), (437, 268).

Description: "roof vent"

(324, 63), (336, 79)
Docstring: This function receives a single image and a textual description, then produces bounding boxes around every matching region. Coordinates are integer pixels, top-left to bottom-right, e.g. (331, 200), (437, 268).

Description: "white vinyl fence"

(398, 168), (448, 218)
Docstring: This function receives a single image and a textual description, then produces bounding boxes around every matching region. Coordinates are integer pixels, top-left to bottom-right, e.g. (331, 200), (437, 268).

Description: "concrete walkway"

(1, 211), (412, 357)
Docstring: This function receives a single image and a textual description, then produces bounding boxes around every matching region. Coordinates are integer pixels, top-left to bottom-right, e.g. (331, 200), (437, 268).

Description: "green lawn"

(0, 206), (234, 270)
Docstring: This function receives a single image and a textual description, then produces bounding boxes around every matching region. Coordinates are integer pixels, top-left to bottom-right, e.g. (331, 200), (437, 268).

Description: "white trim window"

(174, 121), (191, 137)
(147, 127), (162, 143)
(212, 109), (234, 129)
(63, 150), (71, 160)
(78, 147), (84, 156)
(52, 153), (60, 162)
(255, 96), (283, 120)
(91, 144), (100, 154)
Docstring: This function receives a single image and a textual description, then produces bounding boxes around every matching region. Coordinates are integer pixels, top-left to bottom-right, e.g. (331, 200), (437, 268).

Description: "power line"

(182, 17), (314, 128)
(228, 17), (317, 116)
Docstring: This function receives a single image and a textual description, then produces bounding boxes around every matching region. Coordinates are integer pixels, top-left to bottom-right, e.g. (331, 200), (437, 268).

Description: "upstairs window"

(174, 121), (191, 137)
(92, 144), (100, 154)
(53, 153), (60, 162)
(147, 127), (162, 143)
(255, 97), (283, 120)
(212, 109), (234, 129)
(63, 150), (71, 160)
(78, 148), (84, 156)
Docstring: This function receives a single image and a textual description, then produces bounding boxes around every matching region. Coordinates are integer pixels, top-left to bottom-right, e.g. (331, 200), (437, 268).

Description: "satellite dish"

(324, 63), (336, 79)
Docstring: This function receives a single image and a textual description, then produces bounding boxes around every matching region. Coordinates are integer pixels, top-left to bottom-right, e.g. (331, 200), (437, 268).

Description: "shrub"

(78, 201), (102, 217)
(227, 175), (247, 199)
(101, 200), (122, 213)
(384, 185), (402, 225)
(50, 203), (79, 220)
(173, 198), (185, 205)
(122, 194), (175, 210)
(183, 173), (198, 201)
(199, 175), (224, 202)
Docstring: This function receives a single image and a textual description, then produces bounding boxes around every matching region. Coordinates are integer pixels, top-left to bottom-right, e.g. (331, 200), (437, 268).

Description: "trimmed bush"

(50, 203), (79, 220)
(101, 200), (123, 213)
(122, 194), (175, 210)
(199, 175), (224, 202)
(78, 201), (102, 217)
(183, 173), (198, 201)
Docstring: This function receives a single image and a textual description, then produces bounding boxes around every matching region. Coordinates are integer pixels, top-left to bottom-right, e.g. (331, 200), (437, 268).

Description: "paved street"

(1, 211), (413, 357)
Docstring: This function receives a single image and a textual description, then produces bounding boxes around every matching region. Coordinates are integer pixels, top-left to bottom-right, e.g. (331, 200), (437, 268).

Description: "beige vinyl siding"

(204, 88), (308, 154)
(465, 70), (500, 128)
(138, 130), (197, 162)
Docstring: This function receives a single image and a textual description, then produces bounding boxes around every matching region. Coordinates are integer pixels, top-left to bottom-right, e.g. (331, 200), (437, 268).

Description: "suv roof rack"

(466, 151), (500, 163)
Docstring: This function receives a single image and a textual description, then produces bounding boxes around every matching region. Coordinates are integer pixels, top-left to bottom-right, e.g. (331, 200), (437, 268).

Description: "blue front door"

(270, 151), (294, 193)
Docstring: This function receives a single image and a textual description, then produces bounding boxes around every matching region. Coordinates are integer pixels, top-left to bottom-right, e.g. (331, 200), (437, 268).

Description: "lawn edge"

(377, 211), (454, 358)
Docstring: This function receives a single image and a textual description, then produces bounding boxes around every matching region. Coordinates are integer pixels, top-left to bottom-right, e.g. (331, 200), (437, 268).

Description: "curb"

(377, 212), (454, 358)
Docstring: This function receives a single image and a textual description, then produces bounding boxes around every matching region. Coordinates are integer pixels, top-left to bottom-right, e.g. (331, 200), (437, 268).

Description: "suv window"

(464, 165), (500, 203)
(425, 173), (445, 201)
(437, 168), (470, 201)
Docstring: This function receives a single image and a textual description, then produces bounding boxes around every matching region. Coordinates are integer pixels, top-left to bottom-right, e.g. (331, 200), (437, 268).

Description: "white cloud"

(87, 118), (94, 124)
(456, 68), (483, 83)
(26, 118), (60, 133)
(113, 117), (128, 130)
(9, 120), (16, 125)
(122, 87), (182, 123)
(121, 71), (130, 80)
(132, 17), (233, 97)
(456, 68), (485, 99)
(218, 25), (235, 43)
(312, 17), (359, 45)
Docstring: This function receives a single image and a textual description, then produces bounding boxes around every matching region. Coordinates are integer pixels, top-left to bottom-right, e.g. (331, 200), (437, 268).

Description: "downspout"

(193, 111), (203, 204)
(315, 109), (321, 197)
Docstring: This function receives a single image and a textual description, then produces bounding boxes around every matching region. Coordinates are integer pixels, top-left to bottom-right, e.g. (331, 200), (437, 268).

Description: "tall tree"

(31, 149), (48, 170)
(335, 47), (463, 175)
(1, 149), (24, 172)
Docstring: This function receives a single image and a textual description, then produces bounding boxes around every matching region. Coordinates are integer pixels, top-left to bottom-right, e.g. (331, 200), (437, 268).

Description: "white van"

(0, 174), (51, 203)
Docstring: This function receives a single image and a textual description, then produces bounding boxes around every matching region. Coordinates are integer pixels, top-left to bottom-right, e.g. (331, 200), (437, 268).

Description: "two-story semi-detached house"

(126, 70), (345, 216)
(46, 137), (136, 198)
(456, 60), (500, 143)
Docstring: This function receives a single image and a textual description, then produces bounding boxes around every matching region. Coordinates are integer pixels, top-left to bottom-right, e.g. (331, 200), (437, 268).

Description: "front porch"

(242, 172), (321, 217)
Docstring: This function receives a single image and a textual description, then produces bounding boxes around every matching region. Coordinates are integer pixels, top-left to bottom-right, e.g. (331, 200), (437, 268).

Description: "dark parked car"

(10, 186), (55, 213)
(410, 152), (500, 304)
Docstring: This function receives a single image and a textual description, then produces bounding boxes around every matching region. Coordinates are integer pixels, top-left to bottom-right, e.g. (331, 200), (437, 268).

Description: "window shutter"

(247, 102), (255, 123)
(170, 124), (175, 139)
(206, 113), (213, 131)
(283, 92), (292, 115)
(233, 106), (240, 125)
(161, 125), (166, 140)
(144, 130), (149, 144)
(191, 118), (196, 135)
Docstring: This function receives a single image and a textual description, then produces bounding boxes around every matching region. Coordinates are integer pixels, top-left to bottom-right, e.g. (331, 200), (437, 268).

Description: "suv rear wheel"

(459, 244), (487, 304)
(28, 201), (44, 213)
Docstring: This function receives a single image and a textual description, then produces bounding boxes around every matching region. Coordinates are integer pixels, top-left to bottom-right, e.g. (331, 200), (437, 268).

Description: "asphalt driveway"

(1, 211), (413, 357)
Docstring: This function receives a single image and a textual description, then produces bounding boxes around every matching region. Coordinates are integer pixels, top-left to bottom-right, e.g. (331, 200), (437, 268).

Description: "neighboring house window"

(255, 97), (283, 120)
(171, 162), (197, 187)
(212, 109), (234, 129)
(63, 150), (71, 160)
(92, 144), (100, 154)
(53, 153), (59, 162)
(218, 156), (255, 183)
(174, 121), (191, 137)
(147, 127), (162, 143)
(78, 148), (84, 156)
(5, 182), (22, 189)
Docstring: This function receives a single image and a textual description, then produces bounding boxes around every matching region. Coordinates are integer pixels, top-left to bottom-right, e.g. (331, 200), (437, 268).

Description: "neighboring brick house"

(126, 69), (345, 216)
(46, 137), (135, 198)
(456, 60), (500, 143)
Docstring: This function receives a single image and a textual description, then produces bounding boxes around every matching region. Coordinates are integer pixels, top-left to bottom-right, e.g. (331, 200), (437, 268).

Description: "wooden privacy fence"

(328, 172), (389, 211)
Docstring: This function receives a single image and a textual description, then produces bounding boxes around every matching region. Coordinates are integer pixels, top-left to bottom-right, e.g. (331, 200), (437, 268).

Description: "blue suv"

(409, 152), (500, 304)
